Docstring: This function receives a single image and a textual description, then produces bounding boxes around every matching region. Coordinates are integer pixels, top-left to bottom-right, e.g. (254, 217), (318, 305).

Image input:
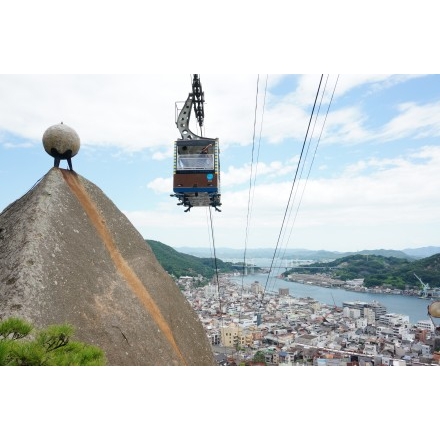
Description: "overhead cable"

(261, 74), (324, 302)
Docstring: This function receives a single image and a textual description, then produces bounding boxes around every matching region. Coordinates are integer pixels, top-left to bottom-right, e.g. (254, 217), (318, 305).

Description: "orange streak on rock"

(61, 170), (186, 364)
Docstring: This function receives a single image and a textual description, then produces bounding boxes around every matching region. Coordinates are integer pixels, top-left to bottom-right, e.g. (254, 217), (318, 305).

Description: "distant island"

(281, 253), (440, 295)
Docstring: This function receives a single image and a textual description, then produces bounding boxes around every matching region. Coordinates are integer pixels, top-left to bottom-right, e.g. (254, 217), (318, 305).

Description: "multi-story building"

(416, 320), (434, 332)
(220, 323), (254, 347)
(343, 307), (361, 319)
(379, 313), (410, 326)
(342, 301), (387, 320)
(250, 281), (264, 295)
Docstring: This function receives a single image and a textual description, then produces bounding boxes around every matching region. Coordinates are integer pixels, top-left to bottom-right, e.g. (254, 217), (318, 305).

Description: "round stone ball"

(428, 301), (440, 319)
(42, 122), (80, 158)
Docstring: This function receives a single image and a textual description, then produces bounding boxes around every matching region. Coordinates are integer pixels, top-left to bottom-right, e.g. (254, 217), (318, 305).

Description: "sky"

(1, 74), (440, 253)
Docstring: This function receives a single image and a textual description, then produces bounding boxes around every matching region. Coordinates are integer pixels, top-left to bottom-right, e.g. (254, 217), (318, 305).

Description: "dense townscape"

(176, 273), (440, 366)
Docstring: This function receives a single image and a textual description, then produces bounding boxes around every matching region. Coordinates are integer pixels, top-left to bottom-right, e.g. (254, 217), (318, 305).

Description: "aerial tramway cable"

(207, 205), (223, 328)
(267, 75), (340, 306)
(237, 75), (268, 328)
(267, 77), (330, 290)
(265, 76), (338, 289)
(241, 74), (260, 276)
(259, 75), (325, 308)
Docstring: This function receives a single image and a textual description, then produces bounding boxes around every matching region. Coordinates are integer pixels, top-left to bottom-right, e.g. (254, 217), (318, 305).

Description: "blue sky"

(1, 74), (440, 252)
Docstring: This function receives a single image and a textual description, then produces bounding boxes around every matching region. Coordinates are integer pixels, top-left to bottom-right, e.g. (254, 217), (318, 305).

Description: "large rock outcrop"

(0, 168), (215, 365)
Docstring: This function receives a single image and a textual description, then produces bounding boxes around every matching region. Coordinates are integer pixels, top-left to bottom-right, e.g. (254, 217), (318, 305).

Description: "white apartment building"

(343, 307), (361, 319)
(363, 308), (376, 324)
(379, 313), (410, 326)
(416, 320), (434, 332)
(356, 317), (368, 329)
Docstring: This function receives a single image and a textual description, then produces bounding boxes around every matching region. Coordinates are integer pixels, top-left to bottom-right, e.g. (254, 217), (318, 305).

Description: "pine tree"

(0, 317), (106, 366)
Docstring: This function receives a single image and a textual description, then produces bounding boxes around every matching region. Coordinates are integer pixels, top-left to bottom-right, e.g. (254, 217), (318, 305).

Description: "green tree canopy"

(252, 350), (266, 365)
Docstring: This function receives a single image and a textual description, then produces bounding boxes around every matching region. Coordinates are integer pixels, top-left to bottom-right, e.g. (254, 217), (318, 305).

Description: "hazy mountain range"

(175, 246), (440, 261)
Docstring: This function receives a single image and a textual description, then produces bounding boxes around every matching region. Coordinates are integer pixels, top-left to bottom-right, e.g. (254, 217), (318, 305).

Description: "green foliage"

(146, 239), (236, 279)
(0, 317), (106, 366)
(253, 350), (266, 365)
(285, 253), (440, 289)
(0, 317), (33, 339)
(434, 337), (440, 353)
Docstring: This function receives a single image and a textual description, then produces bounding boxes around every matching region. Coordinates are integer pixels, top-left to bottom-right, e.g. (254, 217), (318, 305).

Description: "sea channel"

(226, 259), (435, 325)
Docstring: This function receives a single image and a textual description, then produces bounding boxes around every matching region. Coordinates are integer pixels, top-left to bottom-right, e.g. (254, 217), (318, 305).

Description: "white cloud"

(3, 141), (34, 149)
(0, 75), (197, 150)
(318, 106), (371, 145)
(127, 145), (440, 250)
(377, 101), (440, 141)
(147, 177), (172, 194)
(0, 74), (430, 158)
(299, 146), (440, 226)
(2, 74), (440, 252)
(221, 157), (299, 187)
(0, 74), (268, 153)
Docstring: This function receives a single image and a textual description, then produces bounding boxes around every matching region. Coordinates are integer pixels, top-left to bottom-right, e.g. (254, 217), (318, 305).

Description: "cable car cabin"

(171, 74), (221, 212)
(173, 138), (221, 212)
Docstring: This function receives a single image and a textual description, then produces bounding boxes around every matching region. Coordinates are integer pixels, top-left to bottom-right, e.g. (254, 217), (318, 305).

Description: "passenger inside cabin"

(201, 144), (212, 154)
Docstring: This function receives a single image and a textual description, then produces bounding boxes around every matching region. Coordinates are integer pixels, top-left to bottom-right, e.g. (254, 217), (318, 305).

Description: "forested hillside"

(284, 253), (440, 290)
(146, 240), (236, 279)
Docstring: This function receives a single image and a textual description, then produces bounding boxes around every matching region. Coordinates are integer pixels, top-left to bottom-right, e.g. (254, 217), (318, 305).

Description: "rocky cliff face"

(0, 168), (215, 365)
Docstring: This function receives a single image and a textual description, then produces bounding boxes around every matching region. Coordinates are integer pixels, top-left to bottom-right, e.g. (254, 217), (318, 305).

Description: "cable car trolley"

(171, 74), (221, 212)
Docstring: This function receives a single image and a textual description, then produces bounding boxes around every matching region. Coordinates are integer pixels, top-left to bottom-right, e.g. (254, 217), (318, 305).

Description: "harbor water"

(228, 266), (435, 325)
